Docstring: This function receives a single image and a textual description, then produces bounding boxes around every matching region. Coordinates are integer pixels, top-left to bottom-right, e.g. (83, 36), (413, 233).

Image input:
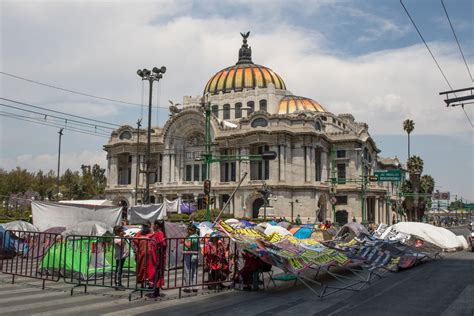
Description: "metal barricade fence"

(1, 230), (63, 289)
(62, 235), (158, 299)
(161, 236), (239, 297)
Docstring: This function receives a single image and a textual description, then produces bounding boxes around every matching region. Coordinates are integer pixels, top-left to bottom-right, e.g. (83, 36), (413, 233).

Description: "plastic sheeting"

(3, 220), (39, 232)
(128, 204), (165, 225)
(32, 201), (121, 232)
(61, 221), (114, 237)
(264, 225), (292, 236)
(391, 222), (465, 251)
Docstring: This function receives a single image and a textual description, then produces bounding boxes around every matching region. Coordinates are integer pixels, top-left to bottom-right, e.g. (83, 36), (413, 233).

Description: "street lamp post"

(134, 119), (142, 205)
(289, 199), (299, 223)
(57, 128), (64, 200)
(137, 66), (166, 204)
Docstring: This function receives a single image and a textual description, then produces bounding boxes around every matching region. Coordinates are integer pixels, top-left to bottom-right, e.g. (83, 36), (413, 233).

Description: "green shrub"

(167, 213), (190, 222)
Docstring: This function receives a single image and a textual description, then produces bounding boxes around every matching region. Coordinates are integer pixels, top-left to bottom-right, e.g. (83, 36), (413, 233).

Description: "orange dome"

(203, 32), (286, 95)
(277, 95), (326, 114)
(204, 64), (286, 95)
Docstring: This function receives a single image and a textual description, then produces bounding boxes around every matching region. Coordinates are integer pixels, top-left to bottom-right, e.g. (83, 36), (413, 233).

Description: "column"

(279, 145), (286, 181)
(321, 150), (328, 182)
(269, 145), (279, 184)
(170, 153), (175, 182)
(110, 156), (118, 186)
(375, 198), (379, 224)
(240, 148), (250, 182)
(162, 153), (170, 183)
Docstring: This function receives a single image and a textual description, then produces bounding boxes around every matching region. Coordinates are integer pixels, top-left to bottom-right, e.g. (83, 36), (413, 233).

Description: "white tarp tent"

(391, 222), (466, 251)
(58, 200), (115, 207)
(127, 198), (180, 224)
(128, 204), (166, 224)
(32, 201), (122, 232)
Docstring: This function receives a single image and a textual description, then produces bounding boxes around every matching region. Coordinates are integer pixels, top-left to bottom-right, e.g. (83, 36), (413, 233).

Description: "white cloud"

(1, 150), (107, 174)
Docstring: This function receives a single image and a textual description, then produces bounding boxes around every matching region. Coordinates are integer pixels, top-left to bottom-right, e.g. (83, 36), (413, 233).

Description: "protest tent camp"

(62, 221), (114, 237)
(391, 222), (466, 251)
(335, 222), (370, 241)
(32, 201), (121, 232)
(3, 220), (39, 232)
(293, 226), (313, 239)
(264, 225), (291, 236)
(41, 235), (136, 280)
(0, 225), (15, 258)
(27, 227), (65, 260)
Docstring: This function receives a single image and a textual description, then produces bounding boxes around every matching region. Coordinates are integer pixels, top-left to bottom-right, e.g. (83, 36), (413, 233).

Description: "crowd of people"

(112, 220), (270, 297)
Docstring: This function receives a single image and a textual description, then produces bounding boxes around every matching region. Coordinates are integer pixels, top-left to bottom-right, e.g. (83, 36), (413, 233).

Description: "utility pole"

(137, 67), (166, 204)
(56, 128), (64, 200)
(134, 119), (142, 205)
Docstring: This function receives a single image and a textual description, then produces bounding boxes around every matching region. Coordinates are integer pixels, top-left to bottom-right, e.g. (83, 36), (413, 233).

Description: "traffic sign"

(374, 169), (402, 182)
(463, 203), (474, 209)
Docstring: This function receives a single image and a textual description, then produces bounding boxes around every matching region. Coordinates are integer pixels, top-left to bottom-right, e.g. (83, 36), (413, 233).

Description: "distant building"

(104, 33), (401, 225)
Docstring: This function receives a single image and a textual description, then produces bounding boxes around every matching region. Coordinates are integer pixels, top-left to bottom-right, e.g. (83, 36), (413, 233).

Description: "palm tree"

(420, 175), (435, 221)
(403, 119), (415, 160)
(407, 156), (423, 221)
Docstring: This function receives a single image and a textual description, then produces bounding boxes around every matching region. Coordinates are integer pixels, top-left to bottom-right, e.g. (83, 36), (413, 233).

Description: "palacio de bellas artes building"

(104, 33), (402, 226)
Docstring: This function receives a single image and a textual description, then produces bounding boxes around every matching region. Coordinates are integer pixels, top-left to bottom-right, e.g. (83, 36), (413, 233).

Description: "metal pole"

(204, 97), (212, 221)
(135, 119), (141, 205)
(290, 201), (294, 222)
(214, 172), (248, 224)
(144, 79), (154, 204)
(57, 128), (64, 199)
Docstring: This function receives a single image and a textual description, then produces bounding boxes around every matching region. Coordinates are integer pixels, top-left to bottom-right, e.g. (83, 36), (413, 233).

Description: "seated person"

(236, 250), (271, 291)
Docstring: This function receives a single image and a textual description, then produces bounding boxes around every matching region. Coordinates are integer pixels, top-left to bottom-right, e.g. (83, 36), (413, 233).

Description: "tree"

(419, 174), (435, 220)
(403, 119), (415, 160)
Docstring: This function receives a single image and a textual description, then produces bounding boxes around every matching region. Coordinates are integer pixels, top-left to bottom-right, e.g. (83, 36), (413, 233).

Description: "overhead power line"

(400, 0), (473, 127)
(0, 103), (114, 131)
(0, 112), (110, 138)
(0, 71), (145, 108)
(441, 0), (474, 83)
(400, 0), (453, 90)
(0, 97), (120, 127)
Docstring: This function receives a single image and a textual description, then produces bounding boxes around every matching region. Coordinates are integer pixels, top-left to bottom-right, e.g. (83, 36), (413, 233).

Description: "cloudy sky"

(1, 0), (473, 201)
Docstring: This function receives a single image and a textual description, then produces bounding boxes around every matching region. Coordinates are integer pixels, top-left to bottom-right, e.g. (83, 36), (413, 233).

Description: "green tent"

(41, 237), (136, 281)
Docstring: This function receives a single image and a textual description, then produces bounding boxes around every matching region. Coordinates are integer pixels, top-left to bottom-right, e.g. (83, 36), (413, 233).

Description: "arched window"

(211, 105), (219, 117)
(315, 121), (322, 131)
(251, 118), (268, 128)
(223, 104), (230, 120)
(235, 102), (242, 119)
(119, 131), (132, 140)
(247, 101), (254, 116)
(259, 99), (267, 112)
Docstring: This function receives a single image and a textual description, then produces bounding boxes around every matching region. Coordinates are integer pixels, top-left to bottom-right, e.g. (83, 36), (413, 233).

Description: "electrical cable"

(0, 103), (114, 131)
(0, 71), (144, 107)
(0, 97), (121, 127)
(441, 0), (474, 82)
(0, 112), (109, 138)
(400, 0), (473, 127)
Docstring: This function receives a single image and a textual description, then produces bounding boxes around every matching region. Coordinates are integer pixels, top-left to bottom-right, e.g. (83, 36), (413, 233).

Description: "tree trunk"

(408, 133), (411, 160)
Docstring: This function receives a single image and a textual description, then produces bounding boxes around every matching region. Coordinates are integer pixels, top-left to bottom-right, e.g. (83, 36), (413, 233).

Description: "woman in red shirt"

(203, 233), (229, 289)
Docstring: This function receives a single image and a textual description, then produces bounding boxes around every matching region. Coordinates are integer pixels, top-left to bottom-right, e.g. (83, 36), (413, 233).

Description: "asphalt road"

(0, 227), (472, 315)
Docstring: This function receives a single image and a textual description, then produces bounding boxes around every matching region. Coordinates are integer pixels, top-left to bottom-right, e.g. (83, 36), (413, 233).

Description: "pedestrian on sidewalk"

(181, 226), (199, 293)
(147, 220), (167, 298)
(113, 226), (129, 290)
(203, 232), (229, 290)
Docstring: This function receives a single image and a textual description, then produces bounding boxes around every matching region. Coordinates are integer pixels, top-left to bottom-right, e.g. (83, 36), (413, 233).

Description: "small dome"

(277, 95), (326, 114)
(204, 32), (286, 95)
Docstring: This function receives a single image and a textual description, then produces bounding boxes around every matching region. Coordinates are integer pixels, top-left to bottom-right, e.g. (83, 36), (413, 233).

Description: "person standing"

(113, 226), (129, 289)
(182, 226), (199, 293)
(295, 214), (302, 225)
(133, 221), (155, 288)
(203, 233), (229, 290)
(147, 220), (167, 298)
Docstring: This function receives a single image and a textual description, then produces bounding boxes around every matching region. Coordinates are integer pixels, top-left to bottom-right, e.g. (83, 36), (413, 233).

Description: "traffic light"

(203, 179), (211, 195)
(203, 196), (209, 205)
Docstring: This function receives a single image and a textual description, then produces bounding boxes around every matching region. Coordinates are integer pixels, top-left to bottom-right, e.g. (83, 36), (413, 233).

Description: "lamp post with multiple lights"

(137, 66), (166, 204)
